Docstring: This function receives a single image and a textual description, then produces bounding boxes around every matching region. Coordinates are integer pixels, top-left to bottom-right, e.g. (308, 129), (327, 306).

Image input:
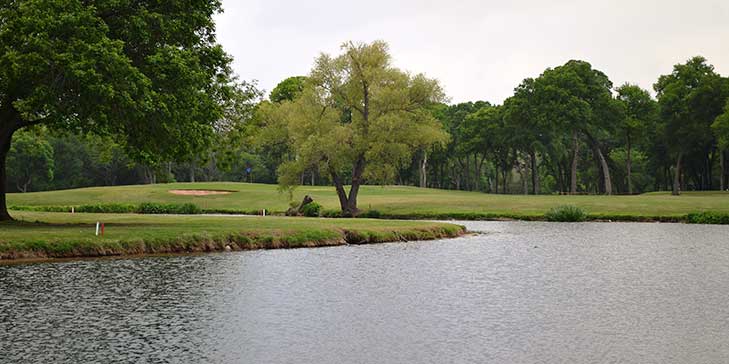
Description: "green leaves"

(713, 100), (729, 150)
(258, 41), (447, 208)
(0, 0), (234, 161)
(7, 129), (54, 192)
(654, 56), (728, 154)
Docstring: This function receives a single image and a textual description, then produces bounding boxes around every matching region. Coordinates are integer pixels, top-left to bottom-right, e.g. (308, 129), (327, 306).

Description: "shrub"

(300, 202), (322, 217)
(686, 212), (729, 225)
(77, 203), (137, 213)
(544, 205), (587, 222)
(137, 202), (202, 215)
(8, 205), (72, 213)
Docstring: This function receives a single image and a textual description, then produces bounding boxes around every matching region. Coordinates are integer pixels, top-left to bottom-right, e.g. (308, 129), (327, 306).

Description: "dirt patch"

(168, 189), (235, 196)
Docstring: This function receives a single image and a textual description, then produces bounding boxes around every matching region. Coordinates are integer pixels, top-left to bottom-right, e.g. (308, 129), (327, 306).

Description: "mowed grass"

(8, 182), (729, 218)
(0, 211), (464, 260)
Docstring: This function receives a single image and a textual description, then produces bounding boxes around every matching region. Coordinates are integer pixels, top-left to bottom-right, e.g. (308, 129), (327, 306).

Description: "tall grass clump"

(544, 205), (587, 222)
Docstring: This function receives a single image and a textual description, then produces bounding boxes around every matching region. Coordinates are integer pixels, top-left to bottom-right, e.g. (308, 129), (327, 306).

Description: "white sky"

(215, 0), (729, 104)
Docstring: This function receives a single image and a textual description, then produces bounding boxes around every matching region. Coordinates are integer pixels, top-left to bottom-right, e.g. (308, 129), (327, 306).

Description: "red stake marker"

(101, 223), (105, 236)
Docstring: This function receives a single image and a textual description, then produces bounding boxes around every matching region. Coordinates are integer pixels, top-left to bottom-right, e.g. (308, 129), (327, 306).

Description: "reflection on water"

(2, 221), (729, 363)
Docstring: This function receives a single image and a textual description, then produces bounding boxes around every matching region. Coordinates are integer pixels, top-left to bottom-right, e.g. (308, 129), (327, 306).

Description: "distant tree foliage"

(5, 26), (729, 204)
(6, 130), (54, 193)
(269, 76), (307, 103)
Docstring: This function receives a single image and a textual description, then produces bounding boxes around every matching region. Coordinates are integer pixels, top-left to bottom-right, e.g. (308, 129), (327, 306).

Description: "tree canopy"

(257, 41), (447, 215)
(654, 56), (729, 194)
(269, 76), (307, 103)
(0, 0), (236, 220)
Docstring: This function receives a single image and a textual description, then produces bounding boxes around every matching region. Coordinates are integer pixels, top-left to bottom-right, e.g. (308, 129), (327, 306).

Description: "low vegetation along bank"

(8, 183), (729, 224)
(0, 212), (466, 261)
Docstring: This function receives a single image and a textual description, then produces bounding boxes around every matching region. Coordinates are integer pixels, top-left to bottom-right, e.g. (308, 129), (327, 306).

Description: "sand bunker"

(168, 189), (234, 196)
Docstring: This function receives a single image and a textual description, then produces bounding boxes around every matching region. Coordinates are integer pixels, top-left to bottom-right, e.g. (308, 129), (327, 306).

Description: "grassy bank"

(7, 182), (729, 221)
(0, 212), (465, 261)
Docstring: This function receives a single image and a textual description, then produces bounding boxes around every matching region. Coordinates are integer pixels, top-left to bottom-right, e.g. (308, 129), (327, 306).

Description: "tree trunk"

(530, 150), (540, 195)
(419, 150), (428, 188)
(190, 161), (196, 183)
(721, 150), (726, 191)
(330, 170), (350, 213)
(493, 168), (498, 194)
(672, 152), (683, 196)
(464, 155), (471, 191)
(520, 159), (528, 195)
(502, 162), (509, 194)
(594, 145), (612, 195)
(571, 131), (579, 194)
(707, 148), (714, 191)
(346, 156), (365, 214)
(0, 125), (16, 221)
(626, 136), (633, 195)
(473, 154), (480, 192)
(476, 154), (486, 193)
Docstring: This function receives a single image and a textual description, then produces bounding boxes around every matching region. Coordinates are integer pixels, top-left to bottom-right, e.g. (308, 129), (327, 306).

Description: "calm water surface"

(2, 221), (729, 363)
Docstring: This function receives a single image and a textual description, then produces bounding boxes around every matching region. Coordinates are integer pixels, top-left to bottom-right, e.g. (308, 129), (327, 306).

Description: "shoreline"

(0, 214), (467, 262)
(4, 206), (698, 223)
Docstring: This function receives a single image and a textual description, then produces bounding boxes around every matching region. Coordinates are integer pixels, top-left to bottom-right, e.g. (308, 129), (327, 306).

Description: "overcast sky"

(215, 0), (729, 104)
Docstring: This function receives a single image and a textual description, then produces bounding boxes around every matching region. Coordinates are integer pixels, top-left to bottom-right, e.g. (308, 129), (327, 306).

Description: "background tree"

(259, 41), (447, 215)
(0, 0), (235, 220)
(655, 56), (729, 195)
(269, 76), (307, 103)
(531, 60), (619, 194)
(6, 130), (54, 193)
(502, 78), (547, 194)
(430, 101), (489, 191)
(616, 84), (657, 194)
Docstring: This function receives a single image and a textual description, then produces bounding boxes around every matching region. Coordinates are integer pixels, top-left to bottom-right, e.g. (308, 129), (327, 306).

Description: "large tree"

(502, 78), (549, 194)
(616, 84), (657, 194)
(259, 41), (447, 215)
(0, 0), (234, 220)
(531, 60), (620, 194)
(655, 56), (728, 195)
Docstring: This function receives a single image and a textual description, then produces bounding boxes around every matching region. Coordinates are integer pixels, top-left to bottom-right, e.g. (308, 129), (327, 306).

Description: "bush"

(136, 202), (202, 215)
(77, 203), (137, 213)
(8, 205), (72, 213)
(300, 202), (322, 217)
(544, 205), (587, 222)
(686, 212), (729, 225)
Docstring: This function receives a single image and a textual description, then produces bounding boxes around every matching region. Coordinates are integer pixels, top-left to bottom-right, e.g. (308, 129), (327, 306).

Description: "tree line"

(2, 0), (729, 219)
(422, 56), (729, 196)
(8, 47), (729, 203)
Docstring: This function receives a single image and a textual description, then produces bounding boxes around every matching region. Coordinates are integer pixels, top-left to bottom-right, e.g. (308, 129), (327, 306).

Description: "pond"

(2, 221), (729, 363)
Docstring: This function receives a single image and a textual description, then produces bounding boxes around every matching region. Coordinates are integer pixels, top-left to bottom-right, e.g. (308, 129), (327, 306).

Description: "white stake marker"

(95, 222), (100, 236)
